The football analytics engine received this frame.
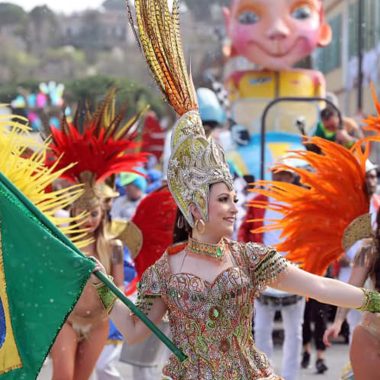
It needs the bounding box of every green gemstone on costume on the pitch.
[206,320,215,329]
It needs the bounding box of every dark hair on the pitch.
[172,208,191,243]
[372,210,380,291]
[320,106,338,120]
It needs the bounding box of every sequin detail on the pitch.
[137,240,288,379]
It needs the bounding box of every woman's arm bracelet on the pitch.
[356,288,380,313]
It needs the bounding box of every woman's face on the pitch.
[73,205,103,233]
[203,182,239,240]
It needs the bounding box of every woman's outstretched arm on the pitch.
[273,265,366,310]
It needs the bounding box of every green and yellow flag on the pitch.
[0,173,94,380]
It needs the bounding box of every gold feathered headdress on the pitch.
[0,113,87,247]
[127,0,233,226]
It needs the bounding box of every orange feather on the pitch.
[250,137,370,276]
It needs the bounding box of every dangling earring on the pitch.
[194,219,206,234]
[177,215,184,229]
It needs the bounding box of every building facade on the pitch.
[314,0,380,116]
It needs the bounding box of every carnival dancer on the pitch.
[323,210,380,380]
[90,1,380,379]
[322,92,380,380]
[46,91,147,380]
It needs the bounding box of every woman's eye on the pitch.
[291,5,312,20]
[234,198,239,204]
[91,211,99,218]
[238,11,260,25]
[218,197,228,202]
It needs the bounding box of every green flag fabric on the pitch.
[0,173,95,380]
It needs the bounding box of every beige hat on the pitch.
[365,160,378,173]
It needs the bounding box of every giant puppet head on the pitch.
[224,0,332,70]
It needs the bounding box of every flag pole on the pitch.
[0,172,187,363]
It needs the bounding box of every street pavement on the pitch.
[38,341,349,379]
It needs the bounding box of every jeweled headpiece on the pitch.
[47,90,147,210]
[127,0,233,226]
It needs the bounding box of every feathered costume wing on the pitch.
[250,137,370,276]
[0,113,86,246]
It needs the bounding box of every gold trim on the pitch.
[342,213,373,251]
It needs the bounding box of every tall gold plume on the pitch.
[127,0,198,115]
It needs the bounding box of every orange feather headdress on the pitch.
[250,138,371,276]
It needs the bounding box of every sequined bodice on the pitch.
[138,240,288,380]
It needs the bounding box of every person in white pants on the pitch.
[255,289,305,380]
[251,165,305,380]
[94,342,123,380]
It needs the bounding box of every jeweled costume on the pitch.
[140,241,287,379]
[127,1,288,378]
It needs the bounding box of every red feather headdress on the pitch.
[48,90,148,209]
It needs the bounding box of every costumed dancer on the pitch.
[119,88,227,375]
[322,90,380,380]
[46,91,147,380]
[89,1,380,379]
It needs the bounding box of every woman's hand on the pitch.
[89,256,107,286]
[323,322,342,347]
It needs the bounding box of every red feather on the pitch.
[48,93,148,183]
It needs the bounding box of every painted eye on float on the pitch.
[291,6,312,20]
[238,11,260,25]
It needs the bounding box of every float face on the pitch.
[225,0,330,70]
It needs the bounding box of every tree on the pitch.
[27,5,59,52]
[102,0,124,11]
[184,0,229,21]
[0,3,27,27]
[64,75,167,118]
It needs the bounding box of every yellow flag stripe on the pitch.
[0,228,22,375]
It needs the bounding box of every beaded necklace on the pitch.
[187,237,225,261]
